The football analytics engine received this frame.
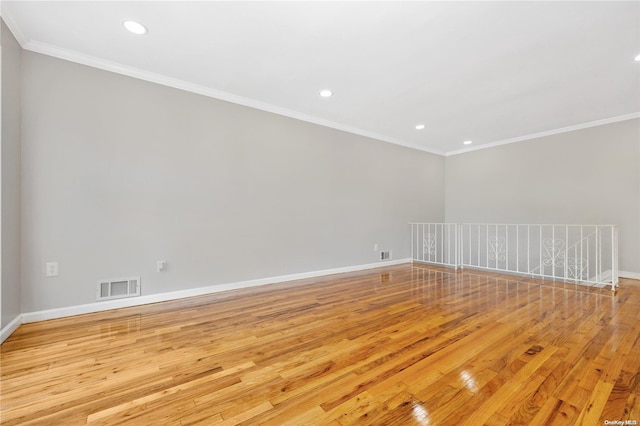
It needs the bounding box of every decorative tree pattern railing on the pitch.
[410,223,618,291]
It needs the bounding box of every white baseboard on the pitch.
[1,314,23,344]
[3,260,636,343]
[20,258,411,325]
[619,270,640,280]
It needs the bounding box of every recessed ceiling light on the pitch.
[463,140,473,145]
[319,89,333,98]
[635,54,640,62]
[123,20,148,35]
[415,124,425,130]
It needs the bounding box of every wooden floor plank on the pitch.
[2,264,639,425]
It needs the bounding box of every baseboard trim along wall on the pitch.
[0,314,23,344]
[3,261,639,345]
[620,270,640,280]
[16,258,411,327]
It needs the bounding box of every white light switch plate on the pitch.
[46,262,59,277]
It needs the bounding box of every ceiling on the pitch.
[2,1,639,156]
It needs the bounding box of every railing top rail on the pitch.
[460,223,617,227]
[409,222,457,225]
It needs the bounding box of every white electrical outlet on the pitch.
[157,260,167,272]
[46,262,59,277]
[374,243,379,251]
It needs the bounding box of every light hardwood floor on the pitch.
[1,264,639,425]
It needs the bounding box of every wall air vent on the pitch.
[381,251,391,260]
[97,277,140,301]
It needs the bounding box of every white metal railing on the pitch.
[410,223,619,291]
[460,224,618,290]
[410,223,458,267]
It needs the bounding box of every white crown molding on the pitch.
[0,6,28,47]
[0,314,23,345]
[20,258,411,325]
[19,39,445,157]
[445,112,640,156]
[4,10,635,159]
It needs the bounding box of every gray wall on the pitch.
[445,118,640,274]
[1,20,22,328]
[11,29,639,316]
[20,51,444,312]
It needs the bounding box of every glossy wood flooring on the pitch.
[2,264,640,425]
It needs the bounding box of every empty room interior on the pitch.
[1,1,640,425]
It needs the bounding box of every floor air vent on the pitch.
[97,277,140,301]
